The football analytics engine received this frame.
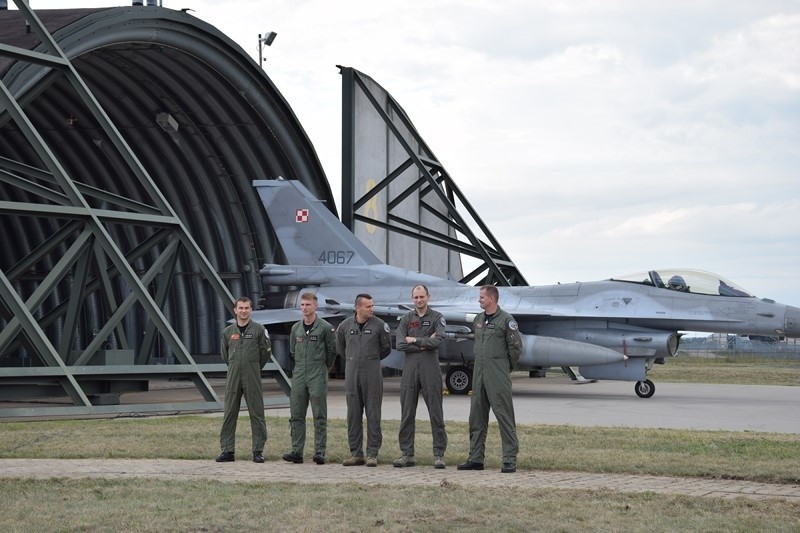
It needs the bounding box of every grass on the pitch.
[650,354,800,386]
[1,416,799,484]
[1,478,798,532]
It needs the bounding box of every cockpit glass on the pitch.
[610,269,754,297]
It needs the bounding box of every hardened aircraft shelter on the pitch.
[0,3,333,416]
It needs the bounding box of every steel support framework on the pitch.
[0,2,290,417]
[340,66,528,287]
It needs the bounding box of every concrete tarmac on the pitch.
[284,373,800,434]
[2,374,799,501]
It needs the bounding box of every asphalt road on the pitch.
[4,373,797,434]
[271,373,800,434]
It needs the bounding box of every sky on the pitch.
[20,1,800,307]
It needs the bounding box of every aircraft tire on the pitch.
[445,366,472,395]
[634,379,655,398]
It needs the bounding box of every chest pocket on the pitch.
[483,323,501,337]
[481,324,506,356]
[308,334,326,361]
[361,331,380,360]
[233,335,260,363]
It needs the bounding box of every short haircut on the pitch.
[480,285,499,301]
[234,296,252,307]
[411,284,429,296]
[355,293,373,307]
[300,291,318,302]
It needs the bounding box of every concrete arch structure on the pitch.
[1,6,333,362]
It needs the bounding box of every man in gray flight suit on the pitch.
[336,293,392,467]
[216,296,272,463]
[457,285,522,473]
[282,292,337,465]
[393,285,448,469]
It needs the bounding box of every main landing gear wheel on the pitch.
[445,366,472,395]
[635,379,655,398]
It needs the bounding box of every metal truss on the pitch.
[0,2,290,417]
[340,66,528,287]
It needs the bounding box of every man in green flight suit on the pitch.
[215,296,272,463]
[336,293,392,467]
[282,292,337,465]
[457,285,523,473]
[393,284,448,469]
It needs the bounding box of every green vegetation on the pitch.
[1,478,798,532]
[1,416,798,484]
[650,354,800,386]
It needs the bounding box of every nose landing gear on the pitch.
[635,379,655,398]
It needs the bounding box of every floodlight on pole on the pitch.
[258,31,277,66]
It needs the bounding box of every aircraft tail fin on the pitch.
[254,179,382,267]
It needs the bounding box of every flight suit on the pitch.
[467,307,522,466]
[336,315,392,458]
[395,309,448,458]
[288,318,337,456]
[219,320,272,454]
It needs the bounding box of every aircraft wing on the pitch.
[324,302,415,319]
[249,308,344,325]
[428,304,560,324]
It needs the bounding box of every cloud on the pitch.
[24,0,800,306]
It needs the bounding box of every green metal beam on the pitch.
[0,201,178,225]
[5,228,173,344]
[59,241,92,360]
[137,239,180,365]
[71,238,180,366]
[0,228,93,354]
[0,396,291,420]
[4,220,82,282]
[0,42,70,69]
[0,270,91,406]
[0,157,161,215]
[91,239,129,351]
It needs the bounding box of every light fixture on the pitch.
[156,112,179,133]
[262,31,277,46]
[258,31,277,66]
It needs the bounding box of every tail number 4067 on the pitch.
[318,251,355,264]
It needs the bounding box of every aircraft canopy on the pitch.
[611,269,754,297]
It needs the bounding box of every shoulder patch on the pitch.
[384,323,390,333]
[509,320,519,331]
[439,316,446,328]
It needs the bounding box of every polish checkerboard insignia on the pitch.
[295,209,309,223]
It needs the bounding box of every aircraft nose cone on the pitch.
[784,305,800,338]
